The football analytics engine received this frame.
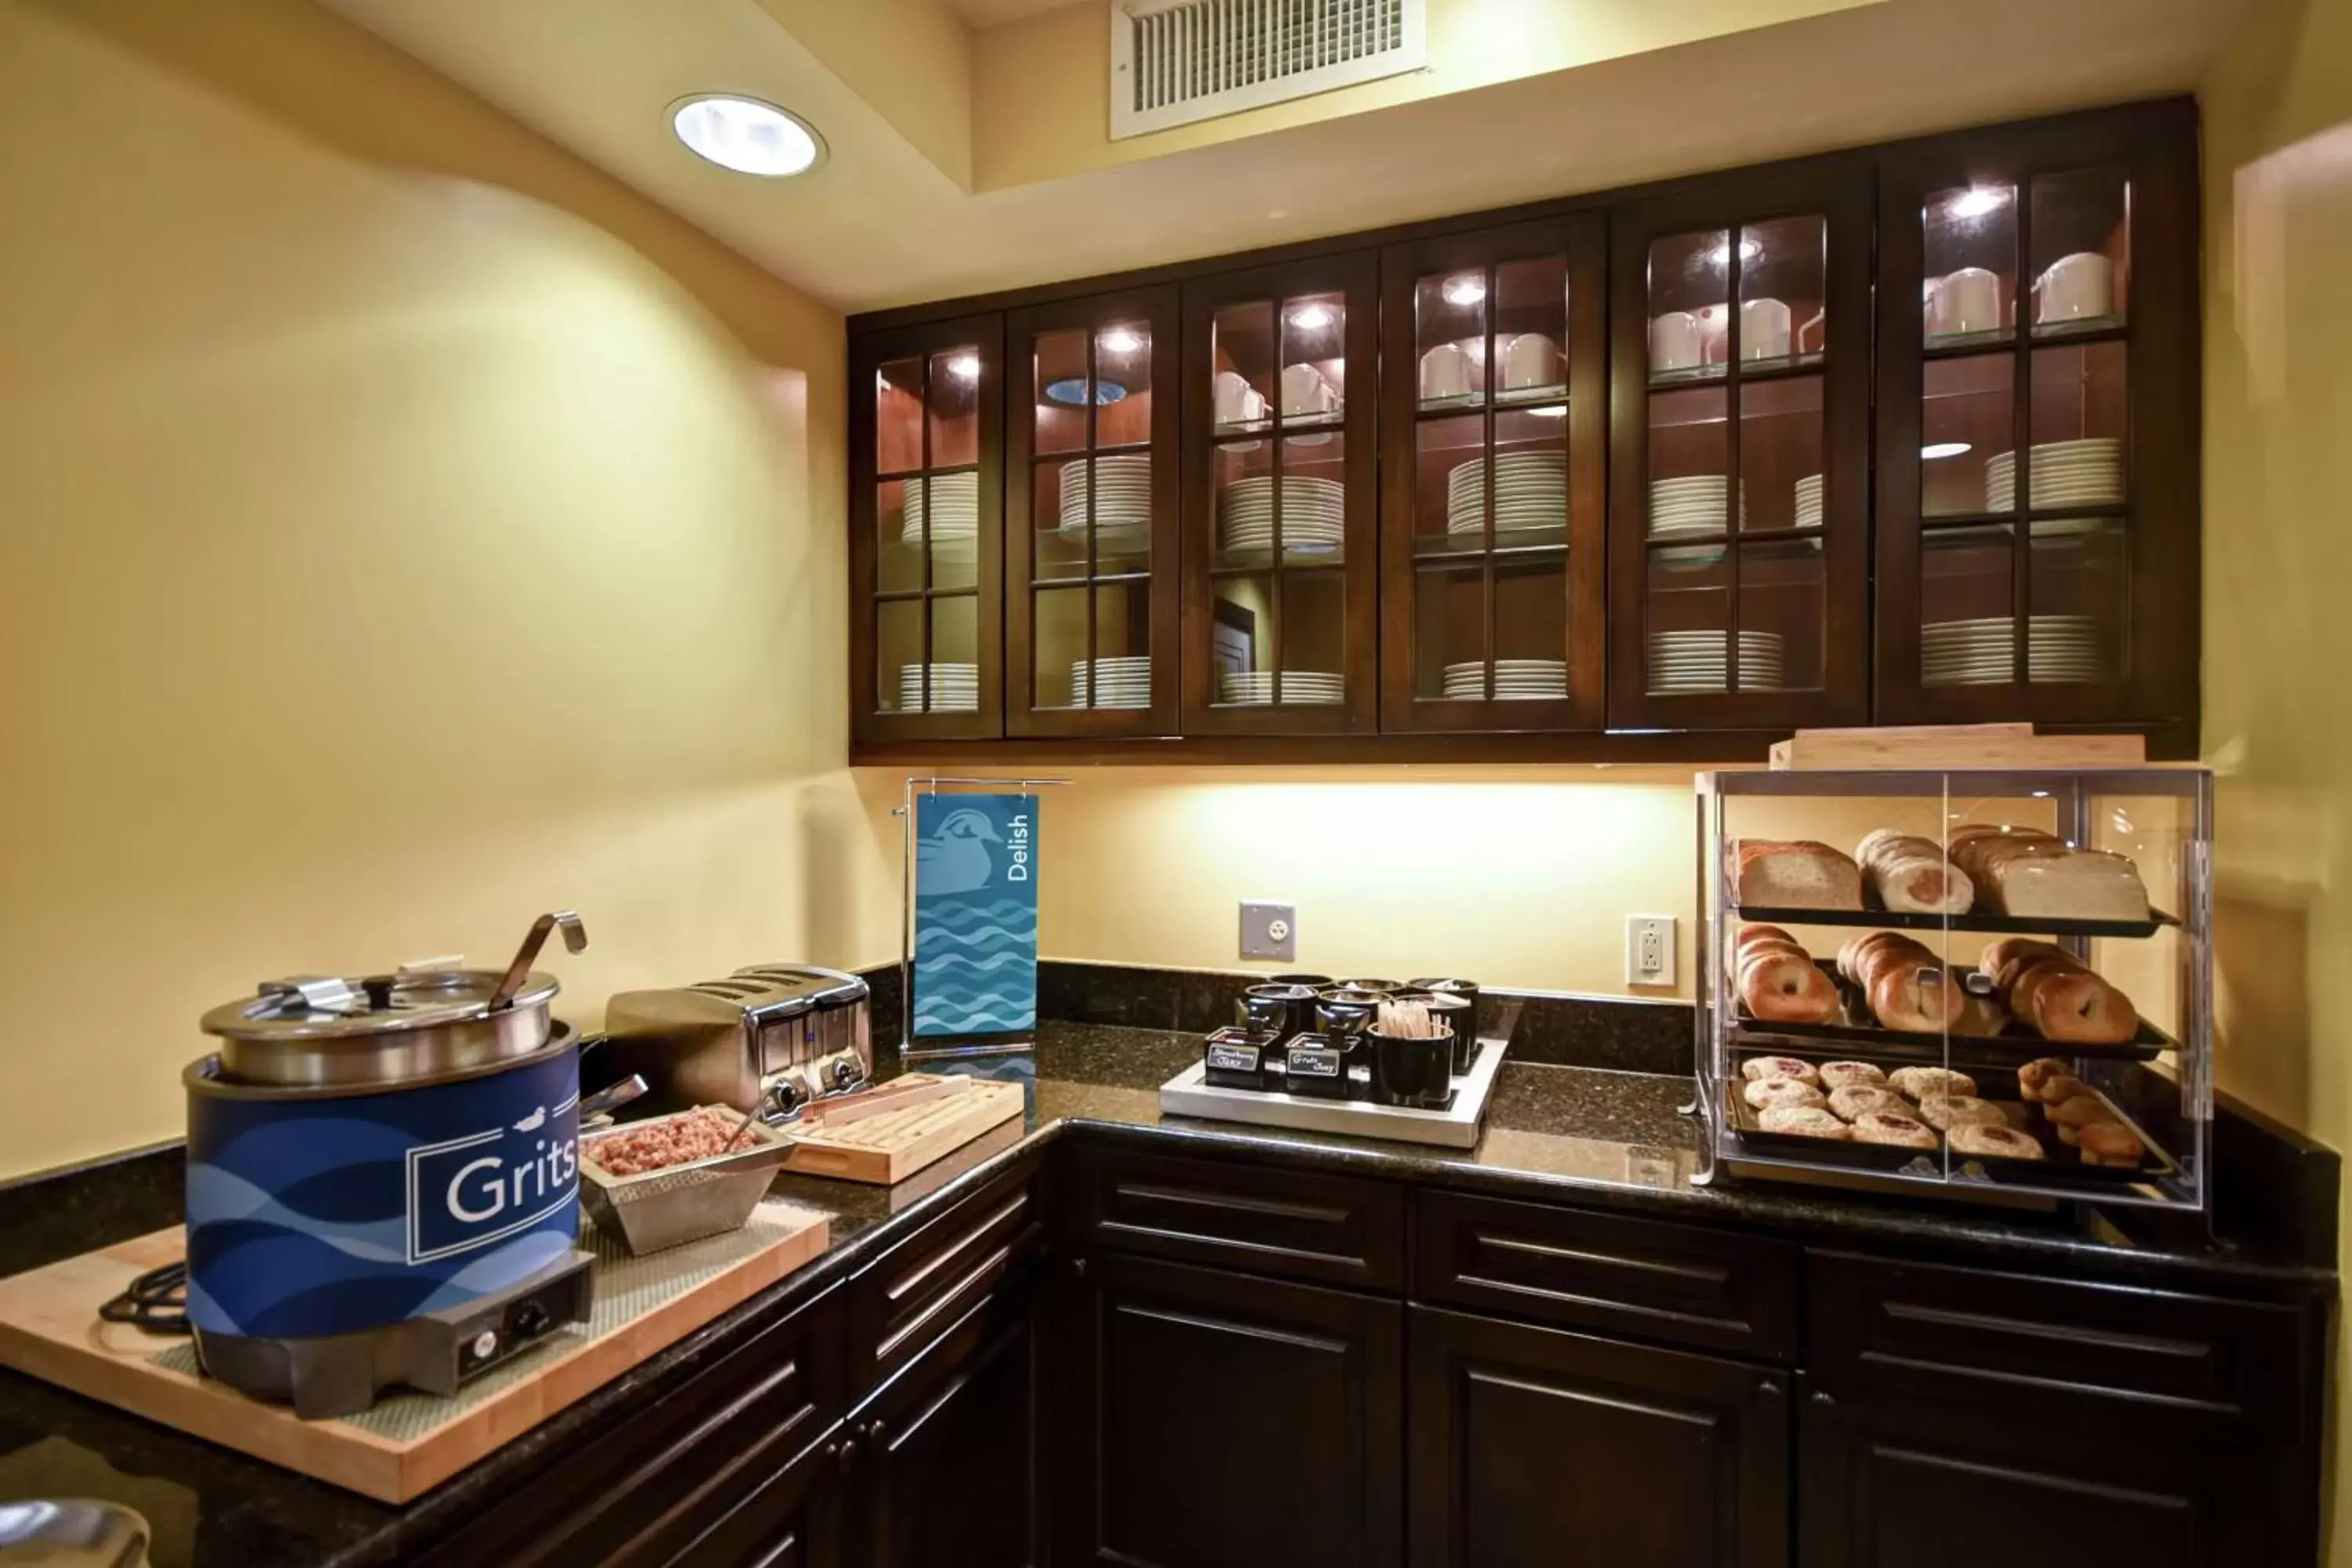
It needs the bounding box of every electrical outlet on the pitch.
[1240,901,1297,962]
[1626,914,1676,986]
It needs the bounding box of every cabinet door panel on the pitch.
[1069,1252,1403,1568]
[1606,155,1873,732]
[1409,1305,1787,1568]
[670,1421,844,1568]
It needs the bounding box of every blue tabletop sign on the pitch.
[913,792,1039,1037]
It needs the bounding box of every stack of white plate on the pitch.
[1986,438,2122,512]
[1446,452,1566,535]
[1218,670,1345,706]
[1071,655,1152,709]
[1793,474,1824,531]
[1440,659,1569,700]
[1922,615,2107,685]
[894,661,978,713]
[1220,475,1345,553]
[895,473,981,551]
[1058,454,1154,536]
[1650,475,1746,538]
[1647,630,1786,693]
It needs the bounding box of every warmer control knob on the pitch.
[471,1329,499,1361]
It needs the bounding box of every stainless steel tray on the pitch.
[1157,1036,1508,1150]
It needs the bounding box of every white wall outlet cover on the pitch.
[1625,914,1676,987]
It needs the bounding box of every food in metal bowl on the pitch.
[583,1105,748,1177]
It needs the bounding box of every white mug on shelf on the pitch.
[1926,266,2002,338]
[1280,361,1338,418]
[1214,369,1269,427]
[1419,341,1476,401]
[2033,252,2114,325]
[1500,332,1563,393]
[1649,311,1705,373]
[1740,297,1793,361]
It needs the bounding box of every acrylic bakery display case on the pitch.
[1691,767,2211,1210]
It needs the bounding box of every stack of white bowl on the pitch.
[1922,615,2105,685]
[1446,452,1566,536]
[896,473,981,557]
[1071,655,1152,709]
[1649,475,1745,538]
[895,661,978,713]
[1058,455,1153,547]
[1793,474,1824,530]
[1986,437,2122,512]
[1220,475,1345,553]
[1218,670,1344,706]
[1647,630,1786,693]
[1440,659,1568,700]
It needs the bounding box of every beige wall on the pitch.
[0,0,869,1179]
[2198,0,2352,1555]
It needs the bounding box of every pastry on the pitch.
[1738,946,1843,1024]
[1735,840,1864,910]
[1737,923,1802,956]
[1830,1084,1910,1120]
[1744,1076,1828,1111]
[1983,946,2140,1047]
[2076,1122,2147,1167]
[1981,938,2074,993]
[1955,989,2011,1038]
[1889,1065,1976,1100]
[1849,1109,1939,1149]
[1855,829,1975,915]
[1950,1123,2045,1160]
[2016,1057,2074,1101]
[1917,1093,2005,1131]
[1740,1055,1820,1086]
[1759,1105,1851,1139]
[1817,1061,1886,1091]
[1947,825,2151,920]
[1870,962,1966,1033]
[2044,1093,2120,1145]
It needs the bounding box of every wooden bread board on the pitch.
[780,1075,1025,1185]
[0,1202,828,1504]
[1769,724,2147,771]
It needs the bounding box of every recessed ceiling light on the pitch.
[1441,275,1486,306]
[670,95,825,177]
[946,354,982,381]
[1289,303,1336,331]
[1099,327,1145,354]
[1921,441,1973,459]
[1947,186,2009,219]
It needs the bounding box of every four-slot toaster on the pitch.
[591,964,872,1122]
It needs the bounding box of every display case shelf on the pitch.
[1732,903,2178,938]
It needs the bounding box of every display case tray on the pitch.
[1731,961,2175,1064]
[1724,1060,2176,1189]
[1159,1036,1507,1150]
[1735,904,2180,939]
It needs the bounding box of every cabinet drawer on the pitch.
[419,1283,848,1568]
[1415,1189,1799,1361]
[1067,1143,1406,1291]
[1805,1250,2312,1438]
[846,1153,1048,1392]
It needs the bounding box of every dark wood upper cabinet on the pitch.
[1606,154,1875,732]
[1378,216,1609,733]
[851,314,1006,746]
[1180,253,1381,735]
[1005,289,1182,739]
[1871,100,2200,741]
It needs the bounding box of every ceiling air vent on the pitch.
[1112,0,1426,140]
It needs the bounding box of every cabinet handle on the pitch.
[866,1417,887,1443]
[1811,1389,1835,1408]
[837,1435,861,1473]
[1757,1378,1784,1400]
[1070,1257,1087,1279]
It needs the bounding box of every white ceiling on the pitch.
[327,0,2249,315]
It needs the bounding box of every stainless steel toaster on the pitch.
[594,964,871,1120]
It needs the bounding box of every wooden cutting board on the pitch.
[0,1200,828,1504]
[1769,724,2148,770]
[779,1076,1025,1185]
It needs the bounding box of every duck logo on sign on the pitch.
[405,1092,581,1263]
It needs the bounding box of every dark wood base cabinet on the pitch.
[1408,1306,1790,1568]
[1063,1250,1404,1568]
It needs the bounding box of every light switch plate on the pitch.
[1240,901,1297,962]
[1626,914,1676,986]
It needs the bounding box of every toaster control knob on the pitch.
[514,1302,550,1338]
[763,1082,803,1120]
[471,1329,499,1362]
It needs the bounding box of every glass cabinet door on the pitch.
[1006,290,1181,738]
[1378,216,1607,732]
[1875,103,2198,740]
[1180,255,1377,735]
[1606,159,1872,731]
[851,314,1004,746]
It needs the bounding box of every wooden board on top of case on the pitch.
[1768,724,2148,770]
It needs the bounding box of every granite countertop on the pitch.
[0,1022,2330,1568]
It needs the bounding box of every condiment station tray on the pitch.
[1159,1032,1509,1149]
